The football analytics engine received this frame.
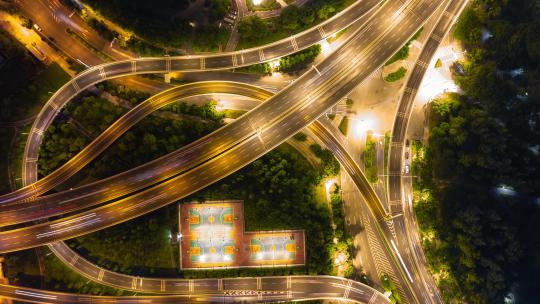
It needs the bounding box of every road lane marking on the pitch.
[71,80,80,91]
[70,254,78,266]
[131,61,137,73]
[258,49,265,61]
[161,280,165,292]
[98,67,106,79]
[290,36,299,51]
[317,26,326,38]
[200,58,205,70]
[343,280,353,299]
[98,269,104,281]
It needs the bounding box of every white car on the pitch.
[33,24,43,32]
[404,164,410,174]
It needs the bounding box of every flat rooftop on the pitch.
[179,200,305,269]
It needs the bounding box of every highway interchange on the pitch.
[0,0,468,302]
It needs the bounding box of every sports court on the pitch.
[179,201,305,269]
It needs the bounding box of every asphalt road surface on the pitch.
[0,0,465,303]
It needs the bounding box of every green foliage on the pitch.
[362,137,378,183]
[69,205,178,275]
[161,100,225,122]
[238,0,352,48]
[191,144,336,275]
[309,144,340,179]
[293,132,308,141]
[124,36,169,57]
[236,62,272,74]
[280,5,302,30]
[192,25,229,52]
[82,0,226,50]
[38,96,222,181]
[238,16,270,44]
[384,67,407,82]
[454,7,482,46]
[381,274,402,303]
[96,81,151,105]
[87,18,119,41]
[205,0,231,22]
[338,116,349,135]
[278,44,321,73]
[415,28,540,298]
[330,187,346,241]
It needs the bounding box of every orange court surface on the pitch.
[179,200,305,269]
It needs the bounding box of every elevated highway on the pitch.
[0,0,467,303]
[0,275,389,304]
[0,0,382,205]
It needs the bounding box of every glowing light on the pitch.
[252,0,263,5]
[334,253,346,265]
[353,119,373,138]
[216,100,227,111]
[325,180,335,193]
[269,59,280,70]
[321,40,333,56]
[417,46,463,102]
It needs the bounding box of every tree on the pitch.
[317,4,335,20]
[238,16,269,42]
[301,7,315,25]
[281,5,301,30]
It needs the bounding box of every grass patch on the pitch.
[338,116,349,135]
[293,132,308,141]
[384,131,390,188]
[384,67,407,83]
[362,134,378,183]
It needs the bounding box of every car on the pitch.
[404,164,410,174]
[405,151,409,159]
[405,139,410,147]
[33,24,43,32]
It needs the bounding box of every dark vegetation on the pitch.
[38,95,222,181]
[414,1,540,302]
[362,135,378,183]
[278,44,321,73]
[82,0,230,52]
[0,28,70,122]
[238,0,353,48]
[384,67,407,82]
